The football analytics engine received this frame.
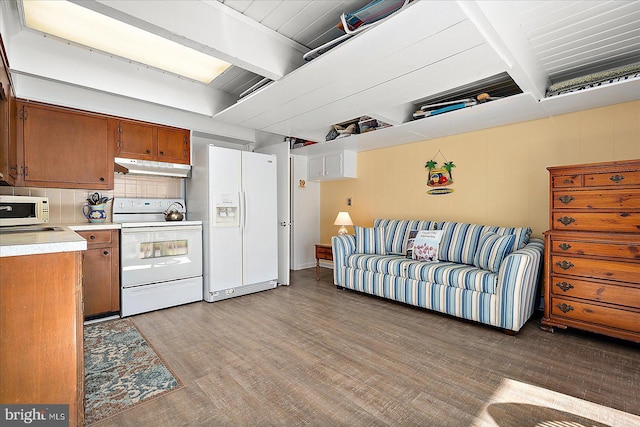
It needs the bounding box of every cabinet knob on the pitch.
[103,250,109,256]
[146,149,151,154]
[90,235,96,240]
[159,151,164,155]
[99,177,105,182]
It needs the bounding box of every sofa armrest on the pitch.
[331,234,356,286]
[496,238,544,331]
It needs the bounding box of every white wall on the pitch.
[291,155,320,270]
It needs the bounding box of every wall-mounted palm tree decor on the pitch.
[425,150,455,195]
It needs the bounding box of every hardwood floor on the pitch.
[94,268,640,426]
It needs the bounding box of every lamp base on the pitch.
[337,226,348,235]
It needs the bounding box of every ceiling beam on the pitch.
[81,0,310,81]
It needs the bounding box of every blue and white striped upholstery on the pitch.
[345,254,498,294]
[332,223,544,333]
[373,219,437,255]
[496,238,544,331]
[354,226,386,254]
[473,232,516,273]
[438,222,485,265]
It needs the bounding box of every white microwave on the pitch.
[0,195,50,226]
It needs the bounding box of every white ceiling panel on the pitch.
[513,0,640,81]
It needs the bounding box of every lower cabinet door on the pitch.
[83,246,117,317]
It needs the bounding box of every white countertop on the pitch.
[0,222,122,257]
[0,225,87,257]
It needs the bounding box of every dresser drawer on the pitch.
[551,238,640,261]
[585,170,640,187]
[551,297,640,333]
[552,212,640,233]
[552,174,582,188]
[551,255,640,284]
[552,189,640,210]
[550,276,640,308]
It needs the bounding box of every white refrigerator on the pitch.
[187,145,278,302]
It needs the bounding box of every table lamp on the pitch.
[334,211,353,235]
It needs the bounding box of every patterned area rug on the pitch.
[84,318,183,425]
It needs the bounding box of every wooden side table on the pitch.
[315,243,333,280]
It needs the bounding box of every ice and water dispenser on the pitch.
[214,193,239,226]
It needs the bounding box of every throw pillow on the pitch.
[374,219,437,254]
[473,232,517,273]
[354,226,386,255]
[404,229,418,258]
[411,230,444,262]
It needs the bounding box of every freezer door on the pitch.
[242,151,278,286]
[208,146,242,292]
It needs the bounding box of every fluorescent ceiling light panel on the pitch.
[22,0,231,83]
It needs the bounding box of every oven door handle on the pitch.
[121,225,202,234]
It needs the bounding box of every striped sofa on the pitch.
[332,219,544,333]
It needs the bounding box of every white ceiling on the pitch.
[1,0,638,146]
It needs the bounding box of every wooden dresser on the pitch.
[542,159,640,342]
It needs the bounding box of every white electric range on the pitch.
[113,198,203,317]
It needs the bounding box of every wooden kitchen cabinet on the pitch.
[0,35,17,185]
[77,229,120,318]
[542,160,640,342]
[115,119,190,164]
[0,251,84,426]
[16,100,114,189]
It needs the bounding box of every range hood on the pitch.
[114,157,191,178]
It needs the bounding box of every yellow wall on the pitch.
[320,100,640,241]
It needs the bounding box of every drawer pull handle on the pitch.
[557,216,575,226]
[609,174,625,183]
[556,303,574,314]
[558,243,572,251]
[556,282,574,292]
[556,260,574,270]
[103,251,109,256]
[558,195,575,205]
[90,235,96,240]
[563,179,573,184]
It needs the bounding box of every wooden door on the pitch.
[20,103,112,189]
[83,247,115,317]
[117,120,156,160]
[157,127,190,164]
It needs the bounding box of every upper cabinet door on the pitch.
[116,120,156,160]
[0,37,17,185]
[157,127,190,164]
[19,102,113,189]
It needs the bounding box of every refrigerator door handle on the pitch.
[243,191,247,229]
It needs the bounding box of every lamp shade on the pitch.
[334,212,353,235]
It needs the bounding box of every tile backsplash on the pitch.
[0,174,183,224]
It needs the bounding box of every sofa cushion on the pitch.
[345,254,498,294]
[438,222,485,265]
[480,226,532,252]
[473,232,516,273]
[374,219,437,255]
[354,226,386,254]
